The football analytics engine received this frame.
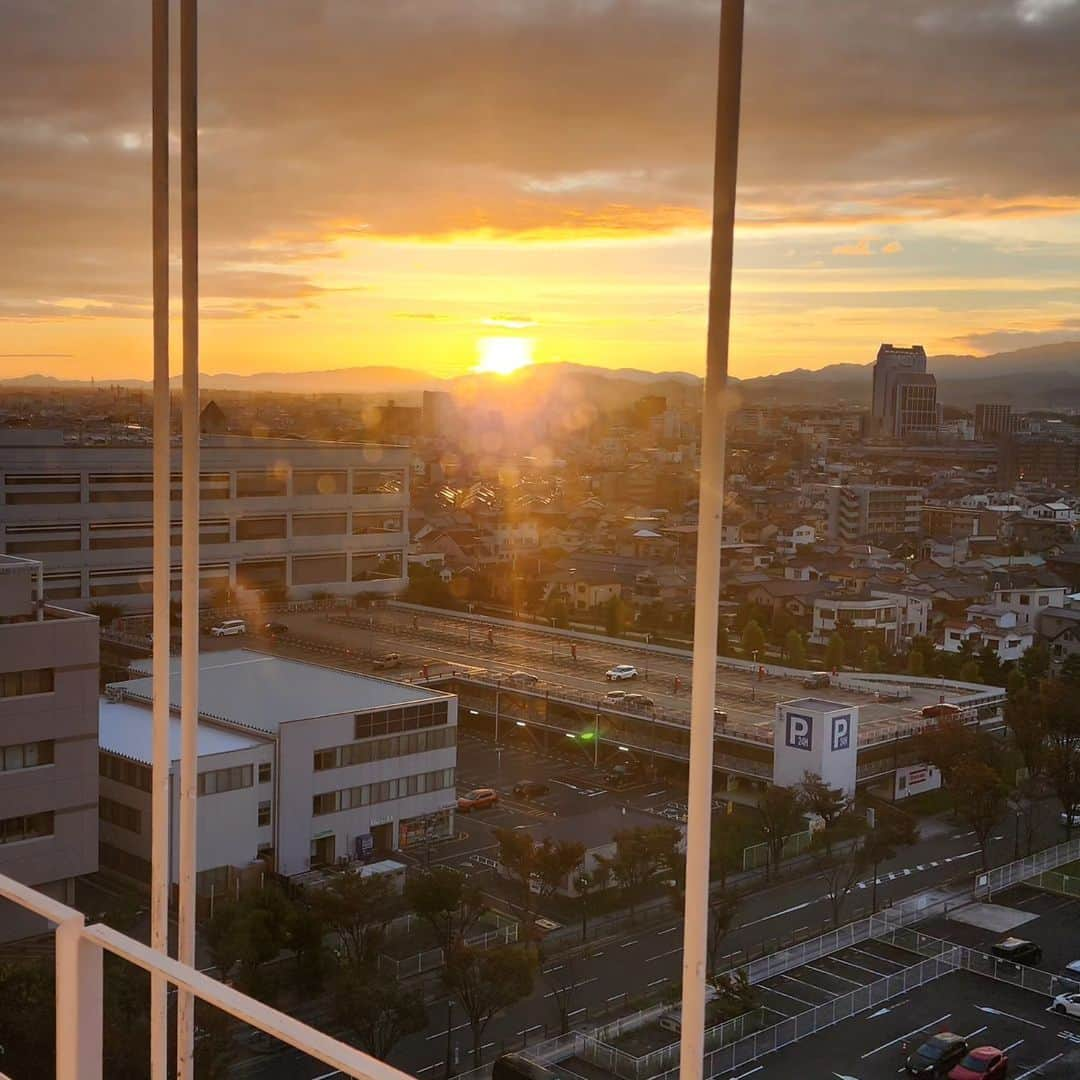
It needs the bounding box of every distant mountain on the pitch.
[3,341,1078,410]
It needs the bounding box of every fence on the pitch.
[879,926,1080,1000]
[1031,868,1080,898]
[976,835,1080,896]
[376,921,519,979]
[741,829,813,871]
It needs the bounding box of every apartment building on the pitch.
[99,650,457,890]
[826,484,922,542]
[809,589,926,648]
[992,581,1069,627]
[870,343,939,439]
[0,555,98,939]
[0,432,410,609]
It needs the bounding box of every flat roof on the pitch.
[781,697,852,713]
[113,649,448,735]
[99,698,265,766]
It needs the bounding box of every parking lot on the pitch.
[722,969,1080,1079]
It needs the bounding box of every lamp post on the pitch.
[444,998,455,1080]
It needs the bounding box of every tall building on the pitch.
[421,390,456,437]
[974,403,1013,440]
[871,343,938,438]
[826,484,923,542]
[0,555,98,939]
[0,432,410,609]
[999,434,1080,489]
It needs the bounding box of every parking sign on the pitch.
[785,712,813,751]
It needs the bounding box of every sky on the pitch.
[3,0,1080,383]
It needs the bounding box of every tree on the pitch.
[863,816,920,913]
[1043,678,1080,839]
[958,660,981,684]
[1019,642,1051,682]
[310,868,402,970]
[1005,685,1049,782]
[785,629,807,669]
[404,866,487,951]
[1061,654,1080,685]
[192,1000,237,1080]
[333,968,427,1059]
[710,817,755,889]
[494,830,585,928]
[813,836,868,928]
[573,866,609,942]
[824,633,845,671]
[756,784,804,879]
[797,772,848,851]
[952,757,1008,873]
[706,890,740,975]
[540,948,595,1034]
[0,961,54,1076]
[443,946,537,1067]
[915,716,979,791]
[603,596,630,637]
[862,645,883,673]
[741,619,766,660]
[204,887,292,999]
[543,597,570,629]
[906,648,925,676]
[88,601,125,627]
[597,825,681,919]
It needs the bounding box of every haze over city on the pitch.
[5,0,1080,383]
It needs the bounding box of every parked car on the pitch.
[1052,991,1080,1018]
[512,780,550,799]
[921,701,962,720]
[1059,811,1080,828]
[602,689,629,704]
[990,937,1042,965]
[457,788,498,812]
[507,671,540,686]
[948,1046,1008,1080]
[624,693,655,709]
[373,653,401,670]
[209,619,246,637]
[905,1033,969,1077]
[605,664,639,681]
[802,671,830,689]
[262,621,288,636]
[1064,959,1080,979]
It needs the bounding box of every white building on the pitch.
[776,524,816,557]
[811,594,911,648]
[772,699,859,799]
[0,433,410,608]
[98,651,457,892]
[939,605,1033,663]
[992,583,1069,627]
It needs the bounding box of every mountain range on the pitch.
[3,342,1079,411]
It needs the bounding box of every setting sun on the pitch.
[473,336,535,376]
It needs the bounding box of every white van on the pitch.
[210,619,247,637]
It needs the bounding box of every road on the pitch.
[234,743,1066,1080]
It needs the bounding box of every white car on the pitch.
[605,664,639,681]
[210,619,247,637]
[602,689,629,704]
[1060,811,1080,828]
[1052,991,1080,1018]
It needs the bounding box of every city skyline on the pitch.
[5,1,1080,382]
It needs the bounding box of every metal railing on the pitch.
[976,835,1080,896]
[0,872,413,1080]
[376,922,519,979]
[1030,868,1080,897]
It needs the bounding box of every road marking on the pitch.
[417,1064,443,1074]
[543,976,598,998]
[850,946,903,971]
[310,1072,342,1080]
[977,1005,1045,1028]
[742,898,817,928]
[866,1001,907,1019]
[568,1007,587,1018]
[861,1012,951,1058]
[828,954,894,979]
[647,946,683,963]
[1001,1038,1025,1053]
[1015,1054,1062,1079]
[622,939,639,948]
[427,1021,471,1040]
[760,985,815,1008]
[543,965,564,974]
[607,993,626,1002]
[777,972,831,996]
[658,925,679,935]
[648,977,668,987]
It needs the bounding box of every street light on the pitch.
[444,999,455,1080]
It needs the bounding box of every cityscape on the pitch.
[3,3,1080,1080]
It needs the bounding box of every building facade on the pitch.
[0,433,410,609]
[0,555,99,939]
[974,403,1012,441]
[826,484,923,542]
[99,651,457,889]
[870,343,938,439]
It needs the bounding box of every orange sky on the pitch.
[3,1,1080,382]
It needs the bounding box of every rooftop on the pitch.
[99,697,267,765]
[112,649,449,735]
[781,697,852,713]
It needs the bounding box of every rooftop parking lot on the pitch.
[719,969,1080,1079]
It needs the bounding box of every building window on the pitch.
[352,512,404,535]
[99,797,141,834]
[312,767,455,816]
[294,469,347,496]
[236,516,287,541]
[257,801,272,827]
[354,701,449,740]
[315,726,456,771]
[236,470,287,498]
[352,470,404,495]
[258,762,272,784]
[351,550,403,582]
[99,752,152,792]
[292,512,348,537]
[0,668,55,699]
[1,740,54,772]
[198,764,253,796]
[0,811,54,845]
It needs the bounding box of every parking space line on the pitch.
[760,984,815,1008]
[861,1013,951,1058]
[776,973,835,998]
[963,1026,988,1041]
[1001,1038,1025,1053]
[829,953,895,979]
[1015,1054,1062,1078]
[805,963,865,987]
[850,946,905,971]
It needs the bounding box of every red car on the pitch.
[948,1046,1008,1080]
[457,788,498,813]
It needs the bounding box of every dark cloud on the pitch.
[2,0,1080,312]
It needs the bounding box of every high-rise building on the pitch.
[974,403,1012,440]
[0,433,410,609]
[0,555,98,939]
[871,343,938,438]
[826,484,923,542]
[421,390,456,437]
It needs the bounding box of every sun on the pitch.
[474,336,535,376]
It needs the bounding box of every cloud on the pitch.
[832,237,875,256]
[955,318,1080,353]
[881,240,904,254]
